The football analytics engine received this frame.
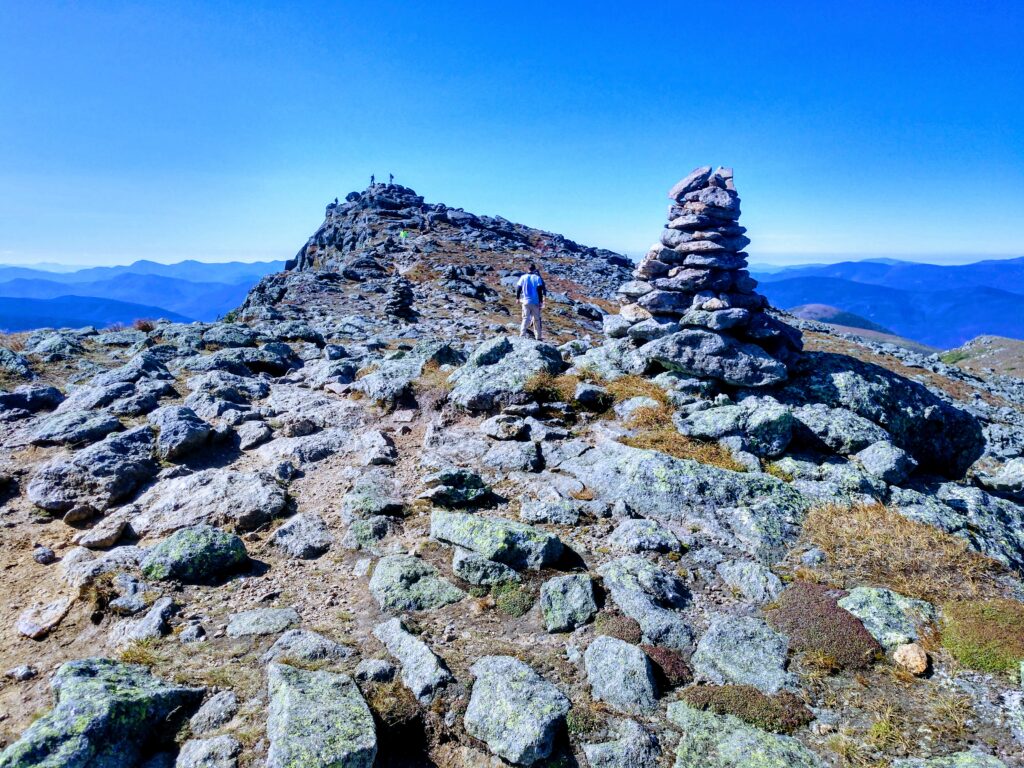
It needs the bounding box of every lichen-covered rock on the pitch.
[448,336,565,411]
[464,656,570,766]
[226,607,299,638]
[31,410,122,447]
[140,524,249,583]
[270,513,333,559]
[836,587,935,650]
[609,518,681,553]
[373,617,453,703]
[691,614,794,694]
[147,405,211,460]
[131,469,287,536]
[540,574,597,632]
[354,341,463,407]
[791,404,891,455]
[341,469,404,519]
[854,440,918,484]
[27,426,157,519]
[678,398,794,458]
[629,329,788,387]
[266,663,377,768]
[430,510,563,570]
[598,556,692,651]
[369,555,464,612]
[891,754,1008,768]
[175,735,241,768]
[0,658,203,768]
[667,701,826,768]
[452,547,521,586]
[716,560,783,604]
[783,352,985,478]
[261,629,353,665]
[0,347,34,379]
[583,720,660,768]
[189,691,238,734]
[563,441,808,563]
[584,636,658,714]
[419,468,490,508]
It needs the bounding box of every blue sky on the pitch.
[1,1,1022,266]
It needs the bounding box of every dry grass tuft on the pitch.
[593,611,642,644]
[413,359,453,395]
[941,598,1024,678]
[524,372,580,403]
[605,375,669,406]
[0,331,28,352]
[355,364,380,380]
[865,703,912,752]
[118,639,161,666]
[620,427,746,472]
[762,461,794,482]
[623,404,673,430]
[801,502,1005,603]
[132,318,156,332]
[402,262,439,283]
[364,680,420,729]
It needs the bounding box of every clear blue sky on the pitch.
[1,1,1022,266]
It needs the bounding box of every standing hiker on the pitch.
[515,263,546,340]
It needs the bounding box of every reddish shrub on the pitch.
[765,581,882,670]
[594,611,642,644]
[641,644,692,689]
[681,684,814,734]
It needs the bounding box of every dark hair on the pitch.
[528,263,538,272]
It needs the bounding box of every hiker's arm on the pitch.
[538,282,545,305]
[516,284,522,301]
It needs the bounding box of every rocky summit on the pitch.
[1,172,1024,768]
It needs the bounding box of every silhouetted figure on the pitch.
[334,197,338,204]
[389,173,394,184]
[370,174,375,185]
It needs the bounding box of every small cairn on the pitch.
[384,276,416,321]
[610,166,802,386]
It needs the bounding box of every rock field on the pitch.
[1,170,1023,767]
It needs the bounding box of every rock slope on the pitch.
[1,173,1023,768]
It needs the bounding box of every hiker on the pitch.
[370,174,375,185]
[515,263,545,340]
[389,173,394,184]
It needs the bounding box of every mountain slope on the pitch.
[759,277,1024,348]
[755,256,1024,294]
[0,275,253,321]
[0,259,286,285]
[788,303,894,333]
[0,295,191,332]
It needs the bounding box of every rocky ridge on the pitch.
[0,173,1023,768]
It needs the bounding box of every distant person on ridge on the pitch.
[389,173,394,184]
[370,174,375,185]
[515,263,545,341]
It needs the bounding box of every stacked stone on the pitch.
[613,166,802,377]
[383,276,415,321]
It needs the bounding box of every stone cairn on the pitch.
[610,166,802,386]
[383,276,416,321]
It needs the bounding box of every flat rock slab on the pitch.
[373,617,453,703]
[448,336,565,411]
[0,658,203,768]
[584,635,658,714]
[540,574,597,632]
[262,629,353,664]
[430,510,563,570]
[16,597,73,640]
[837,587,935,650]
[667,701,825,768]
[131,469,287,536]
[691,614,793,694]
[270,513,333,559]
[226,608,299,638]
[464,656,570,766]
[369,555,464,612]
[266,663,377,768]
[563,441,808,563]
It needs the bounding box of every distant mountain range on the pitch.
[0,259,285,331]
[751,257,1024,348]
[0,296,192,332]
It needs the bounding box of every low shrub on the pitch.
[605,375,669,406]
[593,611,642,644]
[620,428,746,472]
[942,598,1024,678]
[801,502,1004,603]
[132,318,156,332]
[565,699,604,736]
[524,372,579,404]
[680,684,814,735]
[492,582,535,617]
[765,581,882,670]
[640,644,692,688]
[364,681,420,729]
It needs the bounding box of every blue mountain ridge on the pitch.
[0,296,193,333]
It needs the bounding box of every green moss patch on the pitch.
[680,684,814,735]
[493,582,535,617]
[765,581,882,670]
[942,598,1024,678]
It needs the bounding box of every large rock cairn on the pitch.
[610,166,802,387]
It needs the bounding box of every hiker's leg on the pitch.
[532,305,543,341]
[519,304,530,337]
